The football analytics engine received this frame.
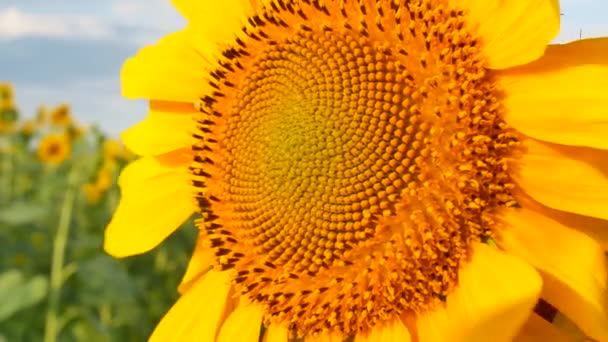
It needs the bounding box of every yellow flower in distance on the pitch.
[82,183,103,204]
[65,123,85,141]
[36,105,49,125]
[105,0,608,341]
[0,120,15,133]
[50,104,72,127]
[0,82,13,103]
[21,119,36,137]
[103,139,123,161]
[37,133,71,165]
[95,167,114,191]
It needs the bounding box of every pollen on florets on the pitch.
[189,0,520,337]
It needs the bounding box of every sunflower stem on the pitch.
[44,167,78,342]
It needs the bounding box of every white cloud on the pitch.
[109,0,185,44]
[110,0,183,28]
[0,7,112,40]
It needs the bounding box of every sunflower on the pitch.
[50,104,73,127]
[36,105,49,126]
[0,82,13,104]
[65,123,86,141]
[94,166,115,192]
[104,0,608,341]
[102,139,123,161]
[37,133,71,165]
[0,120,16,133]
[82,183,103,204]
[21,119,36,138]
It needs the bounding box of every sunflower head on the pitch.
[21,119,36,138]
[36,105,49,125]
[50,104,73,127]
[94,167,114,191]
[37,133,71,165]
[102,139,123,161]
[82,183,103,204]
[0,82,13,103]
[65,123,86,141]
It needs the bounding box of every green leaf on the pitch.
[0,270,24,296]
[0,202,48,225]
[0,270,48,321]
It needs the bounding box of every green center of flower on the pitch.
[191,0,520,337]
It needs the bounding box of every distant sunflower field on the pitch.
[0,82,197,341]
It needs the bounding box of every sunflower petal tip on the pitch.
[102,231,132,259]
[102,219,144,258]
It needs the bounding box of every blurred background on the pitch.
[0,0,607,341]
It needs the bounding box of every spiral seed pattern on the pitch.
[190,0,520,337]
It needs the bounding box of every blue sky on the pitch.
[1,0,607,135]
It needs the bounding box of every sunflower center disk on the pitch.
[191,0,519,336]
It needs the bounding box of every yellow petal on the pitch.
[415,308,450,342]
[121,27,211,102]
[499,38,608,149]
[501,208,608,341]
[171,0,253,44]
[178,233,214,294]
[150,270,232,342]
[122,101,197,156]
[450,0,560,69]
[539,203,608,252]
[263,324,289,342]
[514,314,570,342]
[117,149,192,188]
[354,318,412,342]
[103,153,196,257]
[217,303,264,342]
[416,243,542,342]
[516,139,608,221]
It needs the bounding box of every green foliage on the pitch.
[0,202,49,225]
[0,93,196,341]
[0,270,47,321]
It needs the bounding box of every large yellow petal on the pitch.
[514,314,570,342]
[263,324,289,342]
[450,0,560,69]
[103,153,196,257]
[121,27,212,102]
[539,204,608,252]
[178,233,214,294]
[150,270,232,342]
[116,149,192,187]
[416,243,542,342]
[501,208,608,341]
[516,139,608,221]
[171,0,253,45]
[122,101,197,156]
[217,303,264,342]
[499,38,608,149]
[354,318,412,342]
